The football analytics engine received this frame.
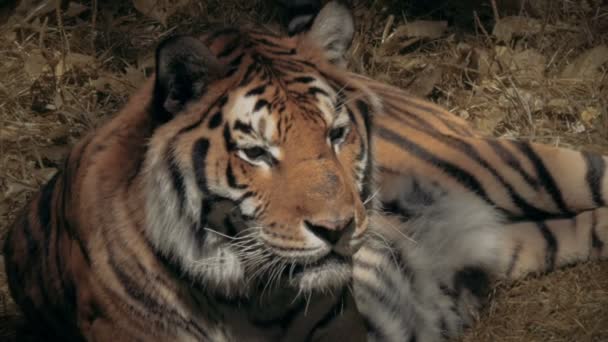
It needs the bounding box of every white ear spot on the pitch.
[307,1,354,67]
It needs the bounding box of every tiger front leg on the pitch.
[499,207,608,280]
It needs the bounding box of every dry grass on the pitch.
[1,0,607,340]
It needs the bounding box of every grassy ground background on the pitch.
[0,0,607,340]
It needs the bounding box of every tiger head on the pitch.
[143,2,378,297]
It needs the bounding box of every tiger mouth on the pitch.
[288,252,352,276]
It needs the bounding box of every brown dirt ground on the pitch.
[1,0,607,341]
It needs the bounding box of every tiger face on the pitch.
[143,3,376,296]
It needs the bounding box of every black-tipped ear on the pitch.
[279,0,322,36]
[153,35,223,123]
[306,1,354,66]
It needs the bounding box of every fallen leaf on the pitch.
[30,72,57,113]
[123,65,146,88]
[396,20,447,39]
[474,106,507,134]
[561,45,608,79]
[379,37,421,56]
[475,48,496,78]
[580,107,600,124]
[380,20,447,56]
[493,16,542,42]
[39,145,70,166]
[24,49,50,80]
[4,182,31,198]
[64,2,88,18]
[93,66,145,94]
[32,167,58,183]
[546,98,573,114]
[511,49,546,82]
[571,121,586,133]
[405,66,442,97]
[55,52,96,77]
[15,0,55,23]
[499,87,545,113]
[132,0,191,26]
[458,110,470,120]
[493,47,546,84]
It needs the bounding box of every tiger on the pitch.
[3,1,608,341]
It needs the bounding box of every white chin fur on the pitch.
[290,260,352,294]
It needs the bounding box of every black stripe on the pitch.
[39,173,59,303]
[253,99,269,112]
[39,173,59,237]
[233,120,253,134]
[362,315,389,342]
[355,278,402,314]
[355,100,372,138]
[453,267,490,298]
[536,222,558,271]
[375,125,493,206]
[252,38,282,48]
[54,174,76,312]
[239,63,259,86]
[583,151,606,206]
[226,162,246,189]
[198,199,213,232]
[308,86,330,98]
[388,242,415,282]
[506,242,522,278]
[290,76,316,84]
[307,288,348,340]
[515,142,572,215]
[251,297,307,328]
[225,53,244,78]
[217,36,241,58]
[168,149,187,215]
[224,216,238,237]
[205,28,239,45]
[355,257,404,295]
[382,200,414,220]
[223,124,236,151]
[245,84,266,97]
[228,52,244,67]
[234,191,254,206]
[487,139,539,190]
[105,240,208,338]
[266,48,297,56]
[439,316,450,339]
[591,210,604,253]
[383,108,553,219]
[442,135,555,220]
[380,90,474,136]
[192,138,210,192]
[208,111,223,129]
[354,100,374,201]
[176,92,231,135]
[382,101,438,133]
[61,154,92,265]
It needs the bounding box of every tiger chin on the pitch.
[5,1,608,341]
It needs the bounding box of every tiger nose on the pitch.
[304,217,355,245]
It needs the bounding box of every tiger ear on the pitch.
[305,1,354,66]
[153,35,224,123]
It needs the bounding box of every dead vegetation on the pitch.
[0,0,607,340]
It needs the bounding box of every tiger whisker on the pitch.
[363,188,381,205]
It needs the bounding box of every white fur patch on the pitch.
[354,191,507,341]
